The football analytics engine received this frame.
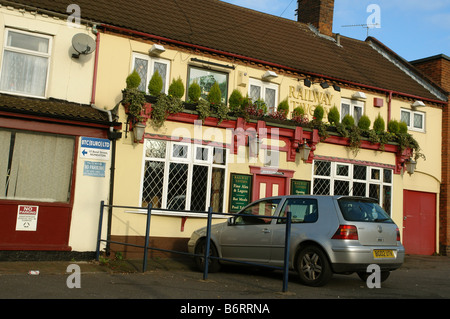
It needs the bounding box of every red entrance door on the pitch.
[403,190,436,255]
[254,175,286,200]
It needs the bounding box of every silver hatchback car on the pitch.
[188,195,405,286]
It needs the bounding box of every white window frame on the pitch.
[248,78,279,113]
[340,98,364,123]
[139,139,228,217]
[401,108,425,132]
[312,160,393,215]
[0,28,52,98]
[131,52,171,94]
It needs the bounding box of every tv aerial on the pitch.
[71,33,96,58]
[341,24,380,37]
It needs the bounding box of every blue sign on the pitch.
[80,137,111,160]
[83,161,106,177]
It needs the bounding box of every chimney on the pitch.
[297,0,335,37]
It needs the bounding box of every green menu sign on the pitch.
[229,174,252,212]
[290,180,310,195]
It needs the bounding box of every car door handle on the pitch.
[262,228,271,233]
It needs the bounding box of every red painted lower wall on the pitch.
[0,202,72,250]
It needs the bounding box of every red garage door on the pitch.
[403,190,436,255]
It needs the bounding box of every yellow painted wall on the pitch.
[94,33,442,252]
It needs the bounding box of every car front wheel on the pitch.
[296,246,332,287]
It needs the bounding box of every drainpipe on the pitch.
[89,25,116,256]
[388,91,392,122]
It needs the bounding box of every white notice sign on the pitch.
[16,205,39,231]
[80,137,111,160]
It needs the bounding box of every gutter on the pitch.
[100,23,447,106]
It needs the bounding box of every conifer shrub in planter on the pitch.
[387,119,400,134]
[207,82,222,106]
[122,71,146,119]
[168,77,185,99]
[148,70,163,96]
[357,115,371,130]
[342,114,355,128]
[399,121,408,134]
[327,106,340,125]
[188,81,201,103]
[313,105,324,122]
[373,113,385,134]
[229,89,244,114]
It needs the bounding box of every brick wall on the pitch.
[297,0,334,37]
[412,55,450,255]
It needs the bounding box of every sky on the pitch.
[221,0,450,62]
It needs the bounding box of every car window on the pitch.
[278,198,318,223]
[338,198,393,223]
[235,198,281,225]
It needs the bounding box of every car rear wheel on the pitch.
[296,246,332,287]
[194,239,221,273]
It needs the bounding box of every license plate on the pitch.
[373,249,395,258]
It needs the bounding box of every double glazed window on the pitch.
[341,98,364,124]
[312,160,392,215]
[132,52,170,94]
[0,129,75,202]
[249,78,278,113]
[0,29,52,98]
[401,108,425,132]
[141,139,227,213]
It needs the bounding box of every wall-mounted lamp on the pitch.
[262,70,278,80]
[133,123,146,143]
[404,158,417,175]
[304,79,311,87]
[149,44,165,55]
[352,91,367,99]
[299,139,311,162]
[320,82,329,89]
[333,84,341,91]
[412,100,426,108]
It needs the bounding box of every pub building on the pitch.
[0,0,447,259]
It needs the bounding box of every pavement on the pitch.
[0,254,447,275]
[0,254,449,308]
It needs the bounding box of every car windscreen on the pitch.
[338,198,393,223]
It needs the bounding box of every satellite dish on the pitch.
[71,33,96,58]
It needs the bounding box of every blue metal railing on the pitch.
[95,201,293,292]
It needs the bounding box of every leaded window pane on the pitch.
[334,180,349,195]
[250,84,261,102]
[134,58,148,92]
[142,161,165,208]
[314,161,331,176]
[167,163,188,210]
[190,165,208,212]
[313,178,330,195]
[154,61,167,93]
